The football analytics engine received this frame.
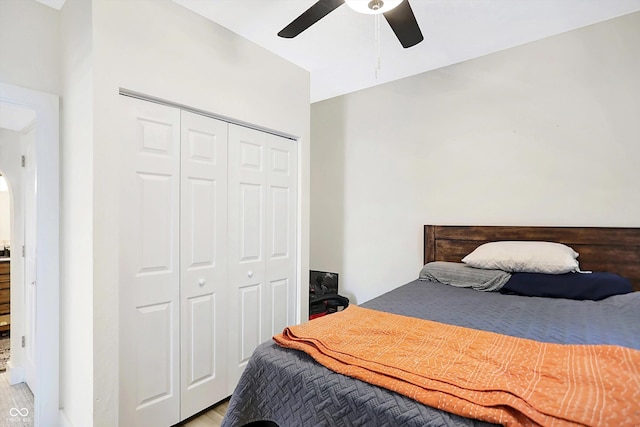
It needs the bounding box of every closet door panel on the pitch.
[180,111,229,419]
[228,126,298,391]
[228,125,267,390]
[239,283,262,362]
[119,97,181,427]
[135,302,174,403]
[265,135,298,338]
[239,183,263,261]
[270,278,289,336]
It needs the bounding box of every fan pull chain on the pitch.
[375,13,381,79]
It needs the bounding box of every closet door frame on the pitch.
[118,92,301,424]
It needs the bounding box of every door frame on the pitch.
[0,82,60,426]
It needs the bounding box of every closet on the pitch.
[118,95,298,426]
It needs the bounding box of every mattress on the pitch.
[221,280,640,427]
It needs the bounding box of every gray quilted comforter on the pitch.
[222,280,640,427]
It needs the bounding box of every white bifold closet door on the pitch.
[227,125,298,390]
[119,97,229,426]
[179,110,229,419]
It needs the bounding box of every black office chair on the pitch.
[309,294,349,320]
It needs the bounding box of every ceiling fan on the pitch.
[278,0,424,48]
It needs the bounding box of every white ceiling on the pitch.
[33,0,640,102]
[173,0,640,102]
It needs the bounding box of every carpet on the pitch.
[0,337,9,371]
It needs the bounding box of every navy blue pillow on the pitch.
[499,272,632,301]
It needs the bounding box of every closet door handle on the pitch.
[198,278,206,287]
[247,271,253,278]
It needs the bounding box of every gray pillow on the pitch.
[419,261,511,292]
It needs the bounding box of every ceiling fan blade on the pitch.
[383,0,424,48]
[278,0,345,38]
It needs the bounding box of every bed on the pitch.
[221,225,640,427]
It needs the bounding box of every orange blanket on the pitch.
[273,305,640,427]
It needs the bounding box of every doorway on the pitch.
[0,82,60,427]
[0,117,35,387]
[0,169,34,423]
[0,172,10,346]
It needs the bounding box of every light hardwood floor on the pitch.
[181,399,229,427]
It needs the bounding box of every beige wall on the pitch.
[310,12,640,304]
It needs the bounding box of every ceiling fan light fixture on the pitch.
[344,0,403,15]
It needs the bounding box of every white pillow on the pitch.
[461,241,579,274]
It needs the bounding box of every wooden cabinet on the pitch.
[0,261,9,333]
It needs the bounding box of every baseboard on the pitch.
[6,360,24,385]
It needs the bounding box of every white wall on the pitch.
[310,12,640,304]
[88,0,311,424]
[0,0,61,95]
[1,2,63,422]
[59,0,94,426]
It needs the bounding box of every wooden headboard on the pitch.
[424,225,640,292]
